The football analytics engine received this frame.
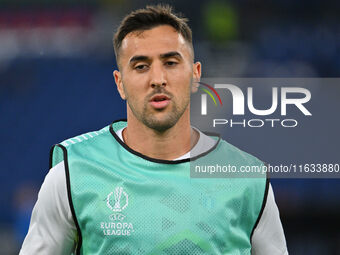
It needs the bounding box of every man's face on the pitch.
[114,25,201,132]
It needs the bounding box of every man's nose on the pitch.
[150,63,167,88]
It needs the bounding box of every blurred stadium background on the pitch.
[1,0,340,254]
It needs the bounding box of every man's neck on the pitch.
[123,114,198,160]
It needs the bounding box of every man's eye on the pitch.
[135,65,148,70]
[165,61,177,66]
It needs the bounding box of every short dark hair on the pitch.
[113,4,193,62]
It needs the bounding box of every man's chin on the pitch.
[142,116,178,133]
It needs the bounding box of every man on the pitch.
[20,5,288,254]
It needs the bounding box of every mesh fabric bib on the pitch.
[50,120,267,255]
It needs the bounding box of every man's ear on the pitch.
[113,70,126,100]
[191,61,202,93]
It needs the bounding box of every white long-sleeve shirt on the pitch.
[20,128,288,254]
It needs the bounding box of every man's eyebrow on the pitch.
[160,51,182,59]
[129,55,150,64]
[129,52,182,64]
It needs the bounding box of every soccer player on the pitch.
[20,5,288,255]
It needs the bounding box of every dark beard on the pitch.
[127,87,190,133]
[140,103,181,132]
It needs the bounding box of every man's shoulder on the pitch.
[59,124,112,148]
[50,124,118,168]
[217,137,264,166]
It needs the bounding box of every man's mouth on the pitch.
[149,94,171,109]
